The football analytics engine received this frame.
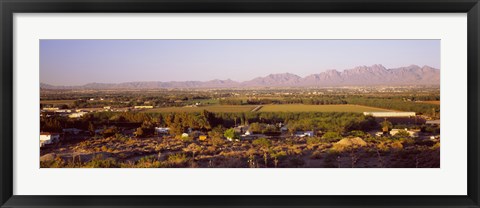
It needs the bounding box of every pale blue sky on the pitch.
[40,40,440,85]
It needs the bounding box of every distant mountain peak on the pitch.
[41,64,439,89]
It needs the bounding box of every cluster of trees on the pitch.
[164,110,219,135]
[42,90,222,109]
[41,110,381,139]
[249,122,278,134]
[285,113,378,134]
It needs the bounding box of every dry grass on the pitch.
[332,137,367,152]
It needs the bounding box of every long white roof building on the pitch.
[363,112,416,117]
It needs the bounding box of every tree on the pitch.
[224,128,239,141]
[208,126,225,139]
[381,119,393,133]
[249,122,264,133]
[135,120,155,138]
[88,122,95,136]
[265,124,277,133]
[394,129,411,138]
[41,117,63,133]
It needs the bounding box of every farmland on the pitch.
[258,104,395,113]
[140,104,395,113]
[40,99,76,105]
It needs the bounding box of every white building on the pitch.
[295,131,314,137]
[363,112,416,117]
[134,106,154,109]
[42,107,59,112]
[40,133,60,147]
[68,112,87,118]
[155,127,170,134]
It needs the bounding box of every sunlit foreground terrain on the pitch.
[41,134,439,168]
[40,87,440,168]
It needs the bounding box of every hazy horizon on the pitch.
[40,40,440,85]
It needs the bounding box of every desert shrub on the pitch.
[126,138,137,145]
[377,142,390,152]
[247,148,259,156]
[286,146,303,155]
[363,135,377,143]
[391,141,404,150]
[167,153,188,166]
[180,134,194,142]
[253,138,272,149]
[136,155,163,168]
[40,156,65,168]
[306,137,322,145]
[114,133,130,142]
[377,140,403,152]
[349,130,366,138]
[271,150,287,159]
[101,145,108,152]
[211,136,225,147]
[84,154,118,168]
[285,139,295,146]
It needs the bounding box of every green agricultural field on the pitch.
[258,104,396,113]
[144,104,396,113]
[144,105,257,113]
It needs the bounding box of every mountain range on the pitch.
[41,64,440,89]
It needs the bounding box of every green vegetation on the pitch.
[259,104,394,113]
[144,105,255,113]
[224,128,239,140]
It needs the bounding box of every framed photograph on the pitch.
[1,0,479,207]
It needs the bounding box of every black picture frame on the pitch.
[1,0,479,207]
